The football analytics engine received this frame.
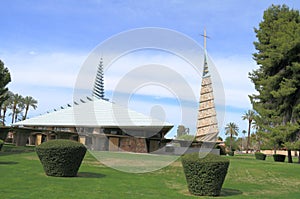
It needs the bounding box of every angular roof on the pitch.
[13,98,173,129]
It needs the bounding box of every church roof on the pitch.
[12,98,173,129]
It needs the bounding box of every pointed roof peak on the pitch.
[202,52,210,77]
[93,57,105,99]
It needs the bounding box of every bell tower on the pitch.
[196,29,219,142]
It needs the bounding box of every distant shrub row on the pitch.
[254,152,287,162]
[255,152,266,160]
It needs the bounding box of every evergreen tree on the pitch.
[1,91,12,126]
[0,60,11,109]
[249,5,300,163]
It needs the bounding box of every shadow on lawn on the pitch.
[220,188,243,197]
[78,172,106,178]
[0,161,18,165]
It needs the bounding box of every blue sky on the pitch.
[1,0,299,138]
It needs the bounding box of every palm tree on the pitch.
[22,96,38,120]
[1,99,10,125]
[241,130,247,151]
[225,122,239,151]
[10,93,23,124]
[242,110,256,153]
[15,100,25,122]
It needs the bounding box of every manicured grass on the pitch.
[223,155,300,198]
[1,145,300,199]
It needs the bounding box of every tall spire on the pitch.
[196,29,219,142]
[93,58,105,99]
[202,28,209,77]
[203,28,207,50]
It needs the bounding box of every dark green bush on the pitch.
[0,128,9,140]
[0,139,3,151]
[273,154,286,162]
[227,151,234,156]
[255,152,266,160]
[181,153,230,196]
[215,145,226,155]
[36,139,87,177]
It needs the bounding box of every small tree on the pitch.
[242,110,255,153]
[225,122,239,151]
[176,125,189,137]
[224,136,239,151]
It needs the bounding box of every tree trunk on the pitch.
[11,111,15,124]
[298,150,300,164]
[11,104,16,124]
[23,106,29,120]
[2,108,6,126]
[230,134,232,151]
[15,113,18,123]
[246,121,251,154]
[287,149,293,163]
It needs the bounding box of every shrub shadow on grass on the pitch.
[0,161,18,165]
[220,188,243,197]
[77,172,106,178]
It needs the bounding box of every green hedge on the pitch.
[36,139,87,177]
[273,154,286,162]
[255,152,266,160]
[0,139,3,151]
[181,153,230,196]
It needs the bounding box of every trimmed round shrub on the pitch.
[255,152,266,160]
[273,154,286,162]
[181,153,230,196]
[36,139,87,177]
[0,139,3,151]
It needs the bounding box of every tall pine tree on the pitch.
[0,60,11,112]
[249,5,300,163]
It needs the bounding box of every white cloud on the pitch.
[1,50,88,117]
[213,54,258,109]
[1,49,258,133]
[3,51,86,88]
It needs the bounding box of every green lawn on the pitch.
[1,146,300,199]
